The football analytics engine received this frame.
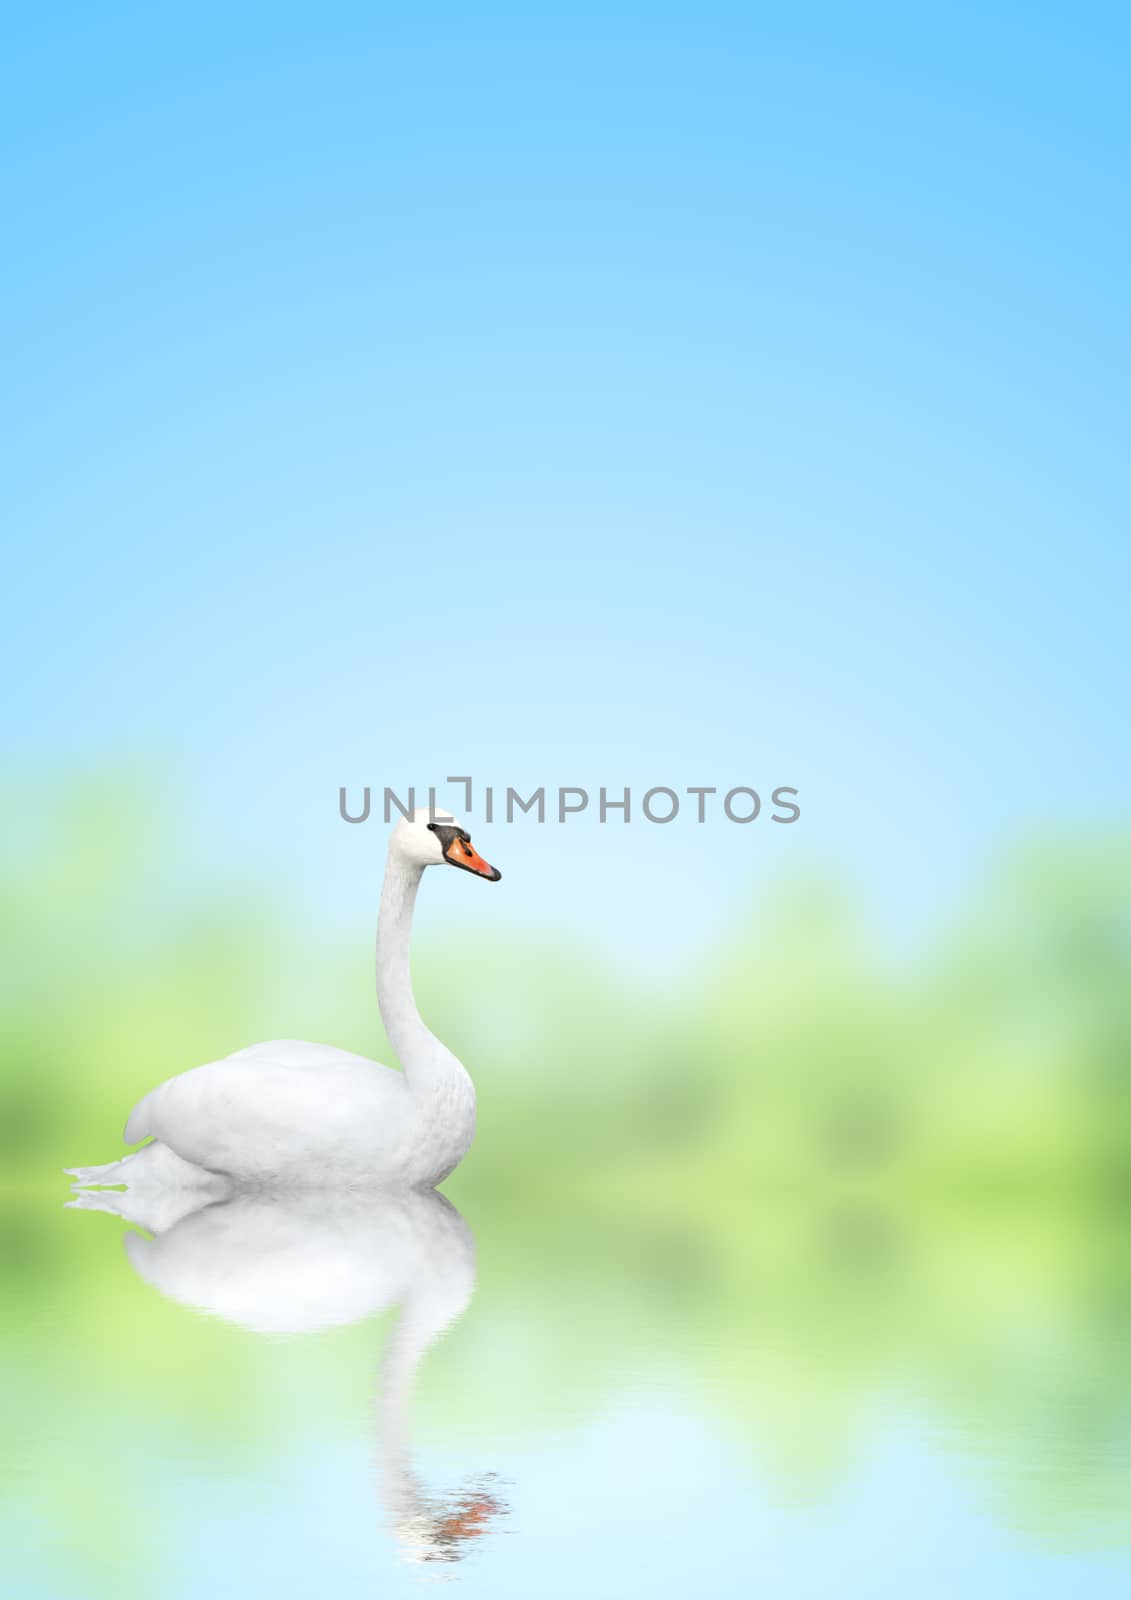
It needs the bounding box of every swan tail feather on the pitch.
[65,1142,231,1232]
[65,1188,135,1218]
[64,1155,140,1187]
[66,1141,223,1191]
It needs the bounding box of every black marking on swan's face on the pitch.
[427,822,502,881]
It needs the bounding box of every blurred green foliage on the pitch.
[3,780,1130,1556]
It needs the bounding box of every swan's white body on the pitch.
[68,811,498,1192]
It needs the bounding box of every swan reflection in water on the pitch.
[68,1183,507,1566]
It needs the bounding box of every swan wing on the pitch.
[124,1040,382,1141]
[123,1043,408,1179]
[225,1039,382,1071]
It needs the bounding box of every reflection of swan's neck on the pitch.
[376,853,472,1109]
[377,1298,444,1506]
[376,1224,480,1564]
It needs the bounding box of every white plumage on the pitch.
[67,809,500,1192]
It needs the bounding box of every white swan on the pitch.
[68,1184,506,1564]
[67,810,501,1192]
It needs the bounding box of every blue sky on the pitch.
[4,3,1128,961]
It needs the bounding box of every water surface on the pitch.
[4,1187,1130,1598]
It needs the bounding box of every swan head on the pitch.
[390,809,502,881]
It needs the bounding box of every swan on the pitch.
[67,1184,506,1564]
[66,810,501,1192]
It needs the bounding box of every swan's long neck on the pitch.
[375,853,473,1113]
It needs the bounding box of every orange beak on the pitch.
[444,835,502,881]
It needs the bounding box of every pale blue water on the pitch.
[5,1193,1130,1599]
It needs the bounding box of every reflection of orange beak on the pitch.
[444,836,502,881]
[434,1489,503,1547]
